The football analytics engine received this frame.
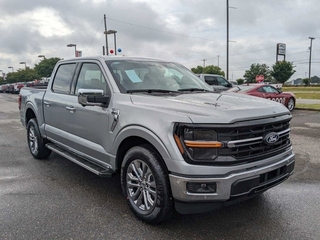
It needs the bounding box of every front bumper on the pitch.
[169,152,295,205]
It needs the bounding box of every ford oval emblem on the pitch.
[264,132,279,145]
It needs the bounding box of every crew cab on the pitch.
[19,56,295,224]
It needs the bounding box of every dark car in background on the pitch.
[227,84,296,111]
[196,74,233,92]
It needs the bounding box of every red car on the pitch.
[227,84,296,111]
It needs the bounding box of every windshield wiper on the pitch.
[127,89,179,94]
[178,88,212,92]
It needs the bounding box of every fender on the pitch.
[25,101,46,137]
[112,125,171,160]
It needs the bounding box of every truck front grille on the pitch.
[217,115,292,164]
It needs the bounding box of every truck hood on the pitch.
[130,92,290,124]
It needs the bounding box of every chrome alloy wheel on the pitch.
[28,125,38,154]
[287,98,295,111]
[126,159,157,212]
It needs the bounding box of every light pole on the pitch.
[308,37,315,85]
[104,14,109,55]
[201,59,207,68]
[104,30,117,55]
[226,0,229,80]
[8,66,14,72]
[217,55,220,67]
[38,55,46,60]
[226,1,236,80]
[67,44,77,57]
[20,62,27,69]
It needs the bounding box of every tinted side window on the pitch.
[75,63,109,95]
[52,63,76,94]
[204,76,218,85]
[263,86,278,93]
[216,77,230,87]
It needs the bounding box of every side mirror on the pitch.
[78,89,110,107]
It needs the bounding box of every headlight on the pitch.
[174,124,223,163]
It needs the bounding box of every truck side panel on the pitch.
[20,87,46,133]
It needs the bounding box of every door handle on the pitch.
[44,101,51,107]
[66,106,76,113]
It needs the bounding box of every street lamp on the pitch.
[308,37,315,85]
[20,62,27,69]
[104,30,117,55]
[67,44,77,57]
[38,55,46,60]
[8,66,14,72]
[226,0,236,80]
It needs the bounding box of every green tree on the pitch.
[191,65,225,76]
[243,63,271,83]
[311,75,320,84]
[191,65,204,74]
[203,65,225,76]
[5,68,39,83]
[303,78,310,86]
[236,78,244,85]
[270,61,296,84]
[34,57,61,78]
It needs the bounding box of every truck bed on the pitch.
[19,87,47,128]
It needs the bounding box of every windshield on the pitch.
[105,60,212,93]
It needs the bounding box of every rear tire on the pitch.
[27,118,52,159]
[121,144,173,224]
[287,98,295,111]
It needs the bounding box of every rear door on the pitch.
[43,63,77,145]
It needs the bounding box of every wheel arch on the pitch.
[113,126,171,172]
[24,101,45,132]
[25,107,37,126]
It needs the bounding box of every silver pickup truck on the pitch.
[19,56,295,224]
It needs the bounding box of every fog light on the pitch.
[186,182,216,193]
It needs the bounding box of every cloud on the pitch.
[0,0,319,80]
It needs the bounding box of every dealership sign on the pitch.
[276,43,286,61]
[277,43,286,55]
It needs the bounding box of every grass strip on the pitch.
[294,93,320,99]
[283,87,320,92]
[296,104,320,110]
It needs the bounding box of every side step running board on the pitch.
[46,143,115,178]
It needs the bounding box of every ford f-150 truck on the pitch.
[19,56,295,224]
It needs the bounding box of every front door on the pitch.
[66,61,112,165]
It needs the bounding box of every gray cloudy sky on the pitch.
[0,0,319,80]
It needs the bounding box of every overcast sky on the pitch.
[0,0,319,81]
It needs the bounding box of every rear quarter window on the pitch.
[52,63,77,94]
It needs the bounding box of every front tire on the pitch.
[27,118,52,159]
[287,97,295,111]
[121,145,173,224]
